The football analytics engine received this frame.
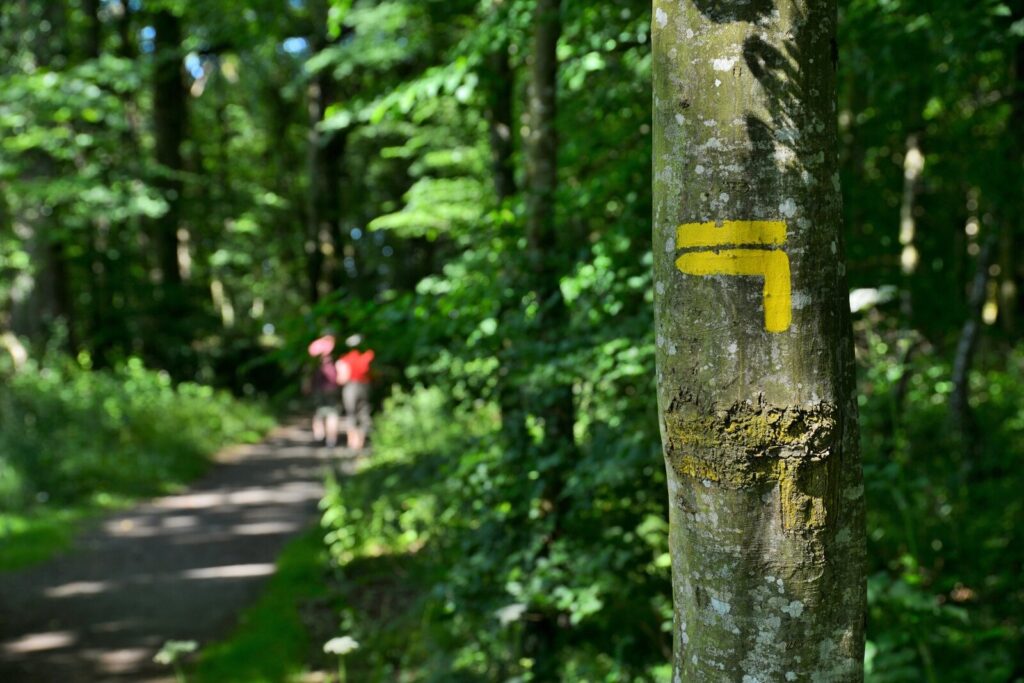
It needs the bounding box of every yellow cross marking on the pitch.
[675,220,792,333]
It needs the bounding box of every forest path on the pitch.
[0,422,345,682]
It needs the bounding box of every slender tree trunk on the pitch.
[951,236,996,440]
[525,0,572,451]
[325,130,349,293]
[522,0,575,677]
[83,0,101,59]
[304,0,346,305]
[652,1,866,680]
[82,0,112,362]
[1002,0,1024,336]
[149,9,191,372]
[10,1,74,349]
[305,75,328,305]
[486,44,517,203]
[152,9,187,289]
[484,41,527,449]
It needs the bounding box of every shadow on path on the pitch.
[0,423,346,682]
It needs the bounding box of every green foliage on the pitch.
[858,327,1024,682]
[0,357,271,508]
[0,355,272,571]
[320,381,671,681]
[0,505,101,571]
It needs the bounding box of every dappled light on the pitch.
[2,631,78,656]
[0,426,329,680]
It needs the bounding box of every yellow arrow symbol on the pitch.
[674,221,792,333]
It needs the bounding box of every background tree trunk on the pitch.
[652,1,866,679]
[10,1,73,349]
[152,9,187,290]
[304,0,345,306]
[521,0,574,676]
[525,0,573,455]
[483,41,527,451]
[951,236,996,441]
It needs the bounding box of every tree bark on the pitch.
[525,0,573,451]
[951,236,996,440]
[152,9,187,289]
[304,0,346,306]
[521,0,574,677]
[652,1,866,680]
[10,1,74,349]
[485,43,517,203]
[1002,0,1024,336]
[483,40,527,449]
[83,0,101,59]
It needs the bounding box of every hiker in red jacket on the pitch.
[335,334,374,450]
[306,333,341,447]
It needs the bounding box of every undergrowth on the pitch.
[0,355,273,570]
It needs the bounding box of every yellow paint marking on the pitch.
[675,248,792,333]
[676,220,786,249]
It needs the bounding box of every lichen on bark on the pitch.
[664,395,841,532]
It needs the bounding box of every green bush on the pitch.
[858,336,1024,682]
[0,355,273,510]
[320,381,672,682]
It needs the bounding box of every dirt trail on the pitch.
[0,423,341,682]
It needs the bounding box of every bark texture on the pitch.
[152,10,187,288]
[305,0,345,305]
[525,0,573,448]
[951,236,996,439]
[652,1,866,680]
[522,0,575,676]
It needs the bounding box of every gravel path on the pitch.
[0,423,339,682]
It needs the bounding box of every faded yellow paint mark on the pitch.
[675,220,792,333]
[675,220,786,249]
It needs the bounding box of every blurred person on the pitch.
[335,334,374,450]
[306,332,341,447]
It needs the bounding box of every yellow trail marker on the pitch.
[676,220,787,249]
[675,221,792,333]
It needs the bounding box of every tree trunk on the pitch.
[1002,0,1024,336]
[652,1,866,680]
[304,0,346,305]
[305,75,328,305]
[83,0,101,59]
[148,9,191,372]
[521,0,574,677]
[525,0,572,451]
[485,43,517,203]
[484,41,527,449]
[951,236,996,441]
[152,9,187,289]
[10,1,74,349]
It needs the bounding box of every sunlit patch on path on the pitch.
[0,423,342,682]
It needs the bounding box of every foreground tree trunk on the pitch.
[652,1,866,680]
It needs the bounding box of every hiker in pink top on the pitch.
[306,333,341,447]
